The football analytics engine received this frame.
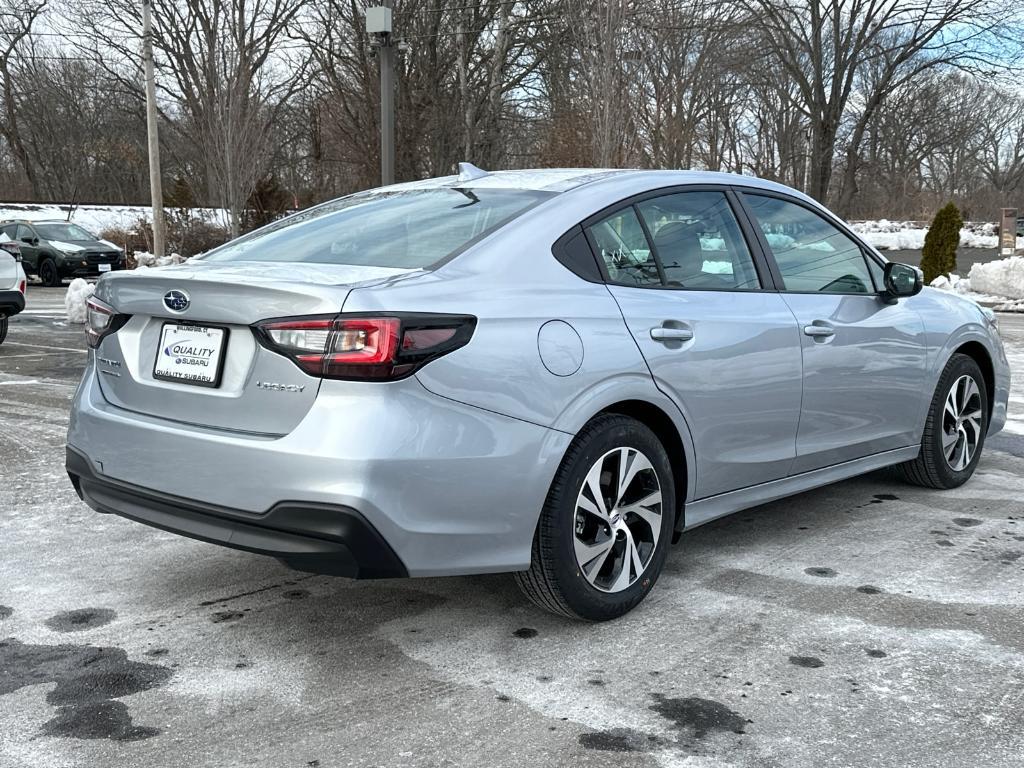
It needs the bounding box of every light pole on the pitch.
[366,4,395,186]
[141,0,165,258]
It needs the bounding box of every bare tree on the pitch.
[0,0,45,195]
[743,0,1016,213]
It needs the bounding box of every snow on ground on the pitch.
[851,220,1024,251]
[64,278,95,324]
[0,202,228,235]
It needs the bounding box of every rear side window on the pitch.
[200,188,552,269]
[636,191,760,290]
[586,207,662,287]
[743,193,874,294]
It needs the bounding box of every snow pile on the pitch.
[929,259,1024,311]
[929,273,974,295]
[968,256,1024,300]
[65,278,95,324]
[0,202,229,234]
[134,251,188,268]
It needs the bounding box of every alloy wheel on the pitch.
[573,447,662,593]
[942,374,983,471]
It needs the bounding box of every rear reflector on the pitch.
[254,313,476,380]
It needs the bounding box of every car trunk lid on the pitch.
[92,260,420,434]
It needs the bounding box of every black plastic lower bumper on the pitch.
[66,447,408,579]
[0,289,25,317]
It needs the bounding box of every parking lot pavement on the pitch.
[2,287,1023,768]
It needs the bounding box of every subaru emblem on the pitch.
[163,290,190,313]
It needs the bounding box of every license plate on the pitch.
[153,323,228,387]
[98,263,112,272]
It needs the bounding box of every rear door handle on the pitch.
[803,324,835,338]
[650,326,694,342]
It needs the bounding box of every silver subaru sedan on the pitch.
[66,168,1011,621]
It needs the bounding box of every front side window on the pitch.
[743,193,873,293]
[636,191,760,290]
[200,188,552,269]
[16,224,35,242]
[586,207,662,287]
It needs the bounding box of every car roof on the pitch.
[383,167,816,203]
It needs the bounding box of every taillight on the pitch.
[254,313,476,380]
[18,280,25,294]
[85,296,130,348]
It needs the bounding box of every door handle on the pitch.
[803,324,835,338]
[650,326,694,342]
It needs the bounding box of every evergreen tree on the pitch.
[920,202,963,284]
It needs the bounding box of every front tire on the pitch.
[515,414,676,621]
[39,258,60,287]
[899,353,988,489]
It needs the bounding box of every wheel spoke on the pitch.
[615,449,653,506]
[582,460,609,520]
[575,536,614,582]
[944,390,959,421]
[960,378,979,412]
[576,493,606,521]
[941,428,959,459]
[611,532,636,592]
[621,490,662,532]
[952,428,968,470]
[628,528,646,575]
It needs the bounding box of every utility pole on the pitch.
[141,0,165,258]
[367,3,396,186]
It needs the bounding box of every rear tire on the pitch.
[899,353,988,489]
[515,414,676,621]
[39,258,60,287]
[0,316,7,345]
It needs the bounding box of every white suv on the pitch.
[0,245,27,345]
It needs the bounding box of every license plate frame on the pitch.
[153,322,229,388]
[98,263,112,272]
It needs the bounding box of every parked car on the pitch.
[0,245,27,345]
[66,167,1010,621]
[0,220,125,286]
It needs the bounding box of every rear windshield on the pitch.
[35,222,96,241]
[200,188,553,269]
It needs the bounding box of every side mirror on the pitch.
[881,262,922,302]
[20,236,36,246]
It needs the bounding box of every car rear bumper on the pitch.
[67,446,408,578]
[0,289,25,317]
[66,363,571,577]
